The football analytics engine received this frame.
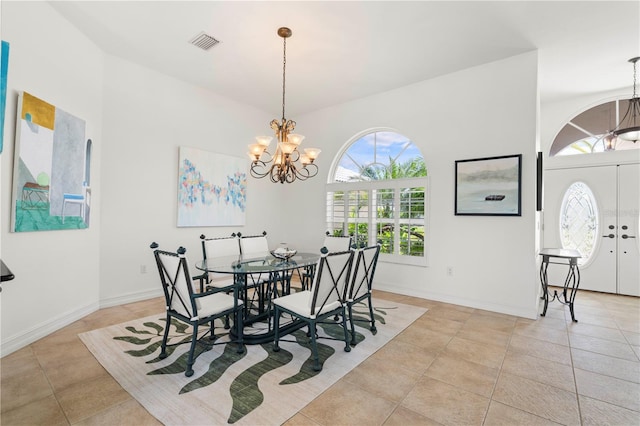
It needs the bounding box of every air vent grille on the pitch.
[189,31,220,50]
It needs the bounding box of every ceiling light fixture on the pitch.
[248,27,320,184]
[612,57,640,143]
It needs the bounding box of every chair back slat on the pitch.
[309,250,354,316]
[239,232,269,256]
[154,249,196,318]
[349,245,381,301]
[202,234,240,259]
[323,234,352,253]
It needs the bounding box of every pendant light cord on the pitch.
[282,36,287,121]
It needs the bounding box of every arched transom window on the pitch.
[326,130,427,266]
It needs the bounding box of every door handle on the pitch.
[621,234,636,239]
[602,234,615,238]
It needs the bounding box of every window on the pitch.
[559,182,599,265]
[326,130,427,265]
[551,99,640,156]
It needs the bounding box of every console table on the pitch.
[539,248,581,322]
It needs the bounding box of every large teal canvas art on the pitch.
[0,41,9,153]
[177,146,247,227]
[11,92,91,232]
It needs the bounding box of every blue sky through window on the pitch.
[338,131,423,174]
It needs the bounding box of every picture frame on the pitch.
[455,154,522,216]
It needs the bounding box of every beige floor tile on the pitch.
[501,350,576,392]
[413,315,464,336]
[508,334,572,365]
[463,312,517,333]
[394,325,452,355]
[456,325,512,348]
[568,322,628,343]
[441,337,507,369]
[622,330,640,346]
[492,372,580,425]
[571,312,619,329]
[74,398,162,426]
[0,394,68,426]
[578,395,640,426]
[427,306,473,322]
[425,354,499,397]
[342,355,422,402]
[283,412,322,426]
[43,350,108,393]
[300,380,396,425]
[370,339,437,374]
[1,346,40,381]
[483,401,562,426]
[401,377,489,426]
[383,406,443,425]
[0,362,53,413]
[572,347,640,383]
[513,322,569,346]
[574,368,640,412]
[569,333,638,361]
[615,317,640,334]
[56,373,131,424]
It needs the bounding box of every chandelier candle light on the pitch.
[248,27,321,184]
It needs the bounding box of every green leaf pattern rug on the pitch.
[79,300,426,425]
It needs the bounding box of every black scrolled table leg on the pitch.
[540,255,550,317]
[566,261,580,322]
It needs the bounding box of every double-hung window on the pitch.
[326,130,427,266]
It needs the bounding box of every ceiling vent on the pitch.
[189,31,220,50]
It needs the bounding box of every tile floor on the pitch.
[1,287,639,425]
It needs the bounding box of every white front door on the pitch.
[543,164,640,296]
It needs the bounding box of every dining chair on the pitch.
[273,247,354,371]
[150,243,244,377]
[196,233,240,292]
[346,243,381,345]
[323,231,352,252]
[301,232,352,290]
[238,231,278,314]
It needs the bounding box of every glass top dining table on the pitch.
[195,252,321,344]
[195,252,320,275]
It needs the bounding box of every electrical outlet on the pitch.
[446,266,453,276]
[140,265,147,274]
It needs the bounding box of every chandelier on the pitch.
[612,57,640,143]
[248,27,321,184]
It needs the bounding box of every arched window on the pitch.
[551,98,640,156]
[326,130,427,266]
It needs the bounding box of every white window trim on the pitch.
[327,176,429,267]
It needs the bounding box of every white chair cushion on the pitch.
[207,276,236,289]
[196,293,241,318]
[273,290,341,319]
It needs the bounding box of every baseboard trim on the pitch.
[376,283,539,319]
[0,301,99,358]
[1,288,164,358]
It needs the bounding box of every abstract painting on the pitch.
[0,40,9,153]
[177,147,247,227]
[455,154,522,216]
[11,92,91,232]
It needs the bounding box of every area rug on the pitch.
[79,300,426,425]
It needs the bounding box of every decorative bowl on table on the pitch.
[270,247,297,260]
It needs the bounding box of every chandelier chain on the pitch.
[282,36,287,121]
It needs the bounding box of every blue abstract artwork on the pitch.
[177,147,247,227]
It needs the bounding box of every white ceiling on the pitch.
[49,1,640,117]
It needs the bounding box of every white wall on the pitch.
[1,1,104,354]
[98,55,280,304]
[278,52,540,318]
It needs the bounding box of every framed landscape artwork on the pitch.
[177,147,247,227]
[455,154,522,216]
[11,91,91,232]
